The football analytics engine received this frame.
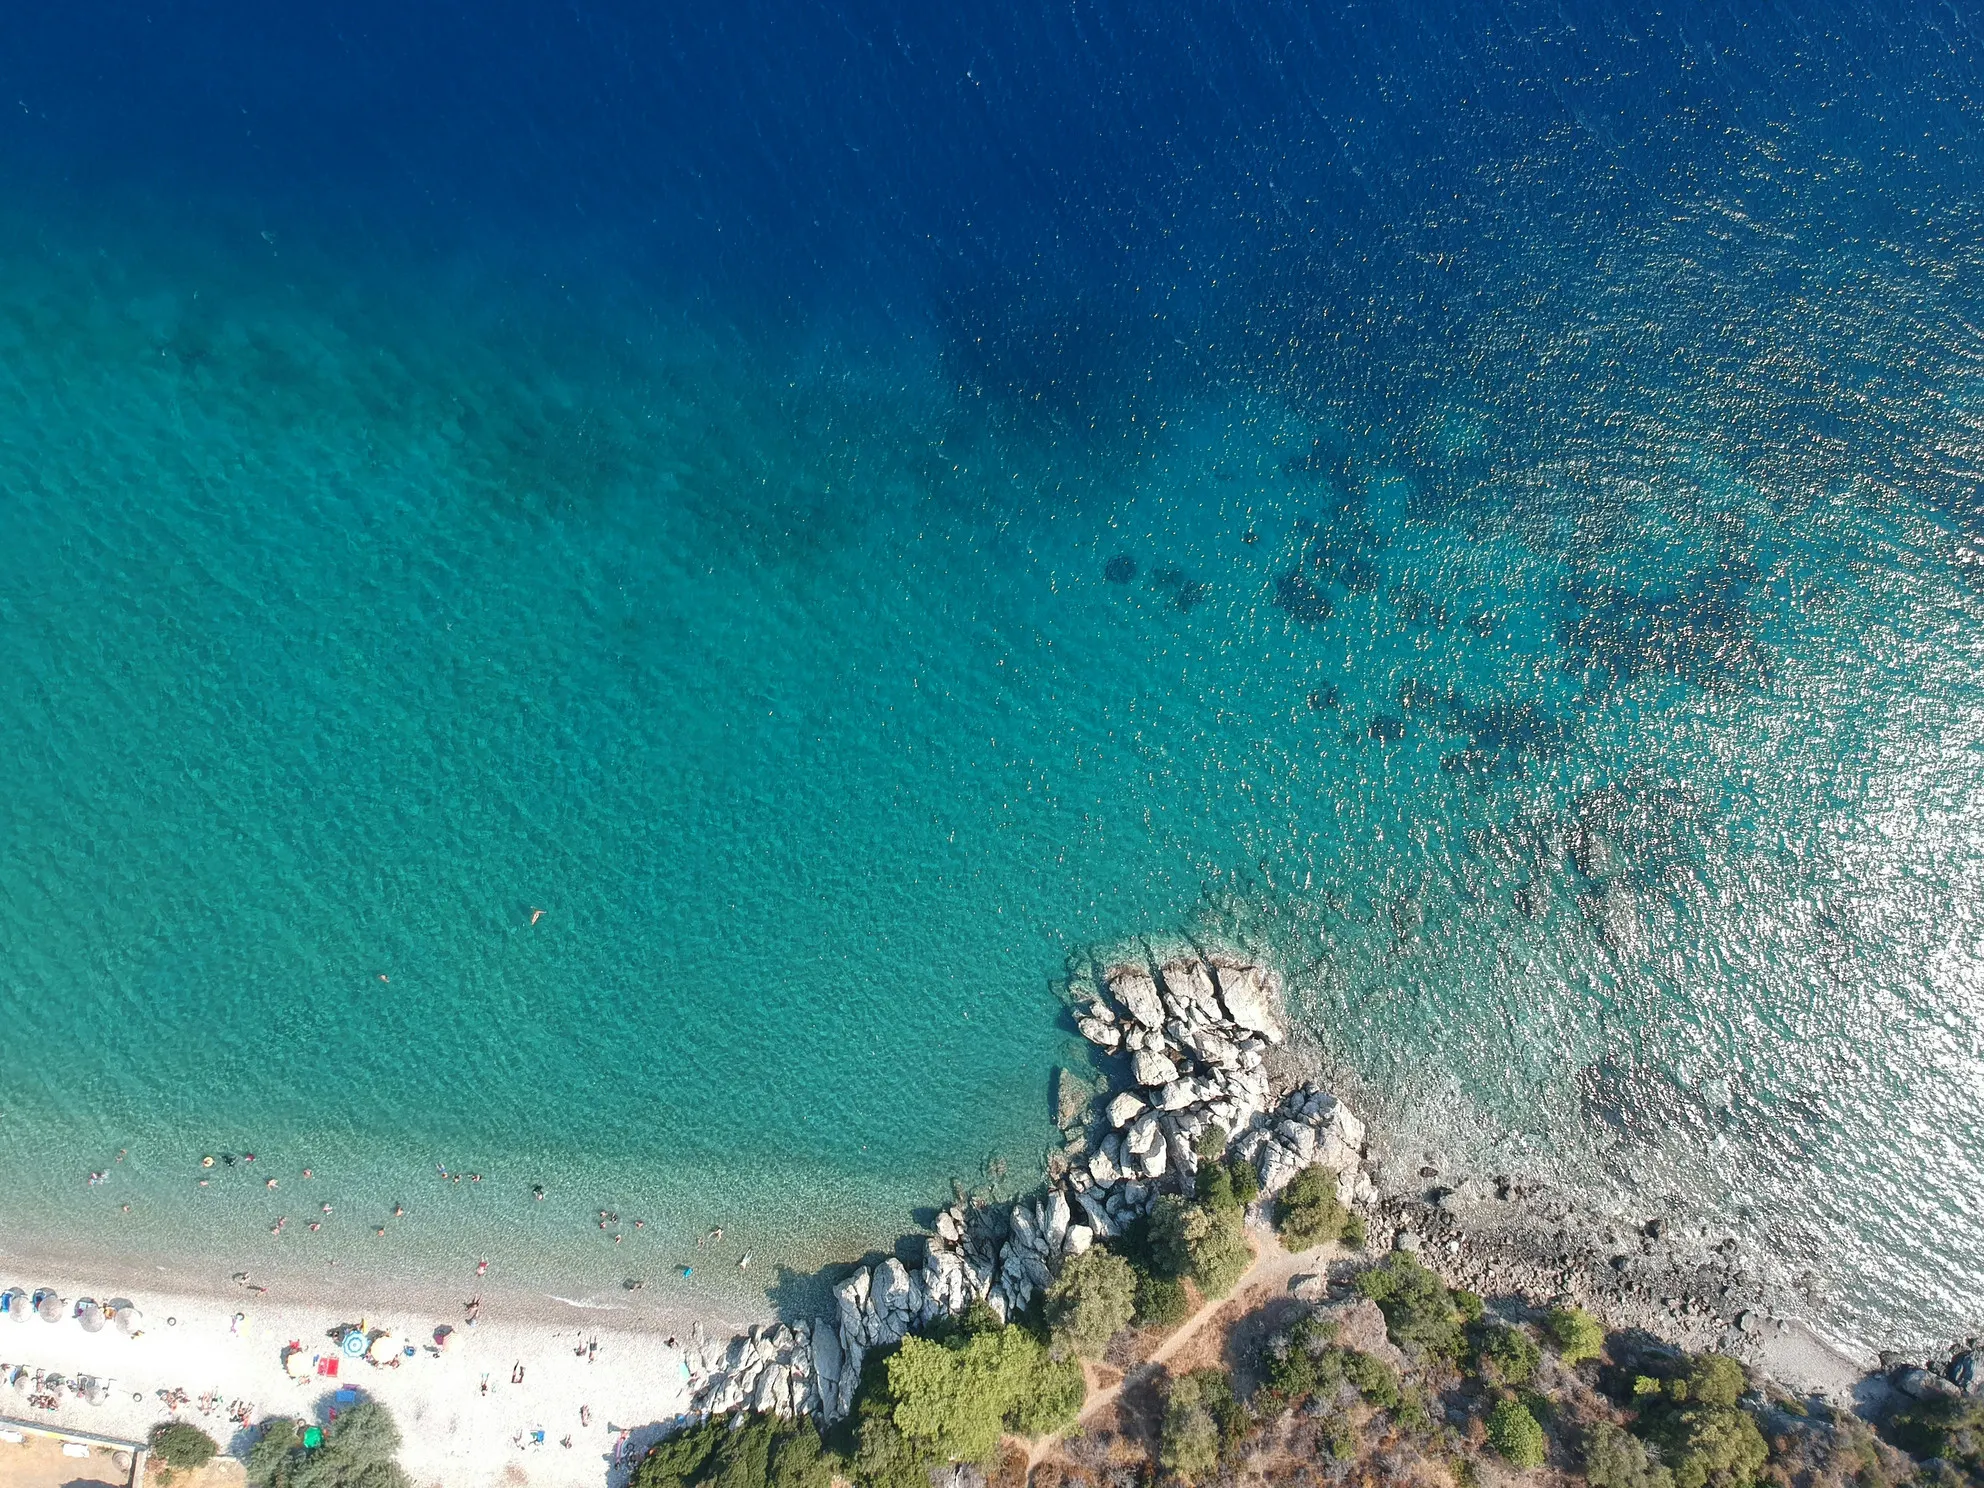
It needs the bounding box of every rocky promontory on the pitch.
[672,948,1979,1454]
[680,950,1372,1422]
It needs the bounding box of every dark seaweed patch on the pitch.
[1560,562,1772,692]
[1104,553,1138,584]
[1389,581,1451,630]
[1273,570,1335,623]
[1307,684,1341,711]
[1148,565,1209,612]
[1401,684,1572,788]
[1367,713,1407,743]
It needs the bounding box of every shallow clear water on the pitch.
[1,2,1981,1346]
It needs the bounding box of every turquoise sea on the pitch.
[3,2,1983,1350]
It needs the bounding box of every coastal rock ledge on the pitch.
[682,951,1373,1424]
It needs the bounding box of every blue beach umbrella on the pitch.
[1,1288,26,1322]
[341,1330,368,1358]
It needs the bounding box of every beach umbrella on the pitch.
[2,1288,26,1322]
[433,1325,456,1352]
[340,1330,368,1358]
[112,1305,143,1337]
[366,1333,397,1363]
[76,1300,105,1333]
[84,1377,111,1405]
[284,1349,313,1380]
[35,1290,64,1323]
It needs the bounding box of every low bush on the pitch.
[1319,1411,1360,1461]
[1342,1349,1402,1411]
[1149,1194,1252,1300]
[1160,1376,1221,1483]
[1890,1395,1984,1483]
[151,1422,218,1478]
[1546,1305,1606,1365]
[1353,1253,1467,1362]
[247,1401,412,1488]
[1258,1314,1345,1411]
[1629,1354,1767,1488]
[1275,1164,1353,1251]
[1583,1421,1675,1488]
[1044,1248,1137,1361]
[1134,1268,1190,1327]
[1470,1321,1541,1388]
[1487,1396,1548,1468]
[876,1323,1083,1467]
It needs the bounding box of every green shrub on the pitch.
[1454,1288,1485,1324]
[1044,1248,1137,1361]
[1583,1421,1675,1488]
[1227,1158,1260,1208]
[246,1419,303,1488]
[1486,1397,1548,1468]
[1148,1194,1252,1300]
[1678,1355,1748,1409]
[151,1422,218,1471]
[270,1401,412,1488]
[1353,1253,1466,1361]
[1546,1306,1606,1366]
[881,1324,1083,1464]
[1659,1404,1768,1488]
[1160,1383,1222,1482]
[1342,1350,1402,1411]
[1275,1164,1351,1251]
[1258,1315,1346,1410]
[1194,1126,1230,1163]
[1394,1384,1434,1433]
[1195,1161,1237,1214]
[1320,1411,1360,1461]
[1341,1211,1367,1250]
[1134,1268,1191,1328]
[1890,1396,1984,1482]
[1629,1355,1766,1488]
[1471,1321,1541,1388]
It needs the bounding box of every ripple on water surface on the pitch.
[1,106,1982,1348]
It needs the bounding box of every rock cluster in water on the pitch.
[683,952,1374,1425]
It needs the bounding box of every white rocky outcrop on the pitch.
[684,952,1370,1430]
[1233,1083,1371,1205]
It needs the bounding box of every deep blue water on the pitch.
[1,2,1981,1346]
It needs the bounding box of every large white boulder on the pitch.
[1210,960,1287,1043]
[1106,966,1165,1028]
[1107,1091,1147,1128]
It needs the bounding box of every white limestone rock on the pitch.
[1209,959,1287,1043]
[1077,1016,1123,1050]
[1042,1191,1071,1252]
[1132,1048,1181,1088]
[1106,966,1165,1028]
[1107,1091,1147,1128]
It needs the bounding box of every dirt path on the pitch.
[1027,1225,1326,1468]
